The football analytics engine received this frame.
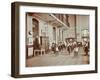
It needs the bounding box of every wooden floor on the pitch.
[26,47,89,67]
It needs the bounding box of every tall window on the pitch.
[32,18,39,37]
[53,27,56,42]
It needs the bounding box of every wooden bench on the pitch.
[34,49,45,56]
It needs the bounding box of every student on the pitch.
[73,44,79,57]
[33,37,40,50]
[55,45,59,55]
[67,42,71,54]
[84,41,89,56]
[51,43,56,54]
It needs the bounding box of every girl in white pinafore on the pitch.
[74,45,79,57]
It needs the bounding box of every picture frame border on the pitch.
[11,2,98,78]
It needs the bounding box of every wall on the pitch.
[65,15,76,38]
[26,13,55,45]
[39,19,54,47]
[0,0,100,80]
[76,15,89,42]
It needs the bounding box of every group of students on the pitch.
[67,41,78,56]
[51,40,89,56]
[51,41,78,56]
[51,42,67,54]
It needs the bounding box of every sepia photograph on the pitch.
[26,13,90,67]
[11,2,97,77]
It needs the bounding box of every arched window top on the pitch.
[32,18,39,37]
[32,18,38,25]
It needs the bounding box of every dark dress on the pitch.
[84,42,89,56]
[33,38,40,50]
[33,38,40,56]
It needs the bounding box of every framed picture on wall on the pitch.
[11,2,98,78]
